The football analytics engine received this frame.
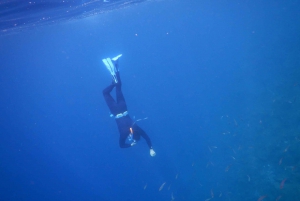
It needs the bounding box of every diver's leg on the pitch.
[103,84,116,110]
[116,72,126,104]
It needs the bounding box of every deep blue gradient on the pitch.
[0,0,300,201]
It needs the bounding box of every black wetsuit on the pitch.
[102,72,152,149]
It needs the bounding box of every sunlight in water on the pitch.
[0,0,149,34]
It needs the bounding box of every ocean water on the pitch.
[0,0,300,201]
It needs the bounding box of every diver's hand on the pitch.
[131,140,137,146]
[150,149,156,157]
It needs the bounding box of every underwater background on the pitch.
[0,0,300,200]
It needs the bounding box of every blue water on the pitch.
[1,0,300,200]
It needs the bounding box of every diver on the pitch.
[102,54,156,157]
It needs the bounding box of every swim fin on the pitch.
[102,57,118,83]
[102,54,122,83]
[112,54,122,61]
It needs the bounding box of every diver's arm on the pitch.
[140,132,156,156]
[140,132,152,149]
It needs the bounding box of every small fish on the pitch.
[234,119,238,126]
[276,195,282,201]
[279,157,283,165]
[284,145,290,152]
[175,173,178,179]
[144,183,147,190]
[171,192,175,201]
[280,178,287,189]
[206,161,214,168]
[159,182,166,191]
[232,148,236,154]
[168,184,171,190]
[219,192,222,197]
[208,146,212,152]
[257,195,267,201]
[211,146,218,148]
[210,189,214,198]
[225,164,232,172]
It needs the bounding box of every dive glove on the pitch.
[150,149,156,157]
